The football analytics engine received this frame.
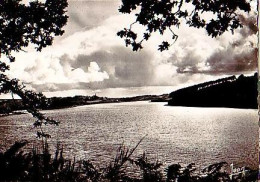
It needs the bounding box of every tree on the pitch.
[0,0,68,138]
[117,0,252,51]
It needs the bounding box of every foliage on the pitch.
[0,141,81,181]
[105,137,145,181]
[117,0,251,51]
[0,141,258,182]
[0,0,68,138]
[134,152,163,181]
[0,0,68,62]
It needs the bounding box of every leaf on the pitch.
[143,33,150,40]
[132,42,143,51]
[158,41,170,52]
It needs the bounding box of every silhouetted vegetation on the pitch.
[168,73,258,109]
[0,0,68,61]
[0,0,68,138]
[118,0,251,51]
[0,1,257,182]
[0,141,257,182]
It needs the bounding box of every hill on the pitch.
[168,73,258,109]
[0,94,164,115]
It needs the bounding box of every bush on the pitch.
[0,141,257,182]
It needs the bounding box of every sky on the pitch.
[2,0,258,98]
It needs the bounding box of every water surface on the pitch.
[0,101,258,169]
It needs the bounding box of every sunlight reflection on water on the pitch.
[0,101,258,169]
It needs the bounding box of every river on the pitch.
[0,101,258,169]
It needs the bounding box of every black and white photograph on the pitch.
[0,0,258,181]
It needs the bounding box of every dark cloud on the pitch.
[205,47,257,73]
[170,50,201,73]
[32,46,155,92]
[68,46,154,88]
[238,13,258,37]
[168,13,257,75]
[204,14,257,74]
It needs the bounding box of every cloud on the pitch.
[31,46,154,92]
[17,55,109,86]
[6,1,257,96]
[205,43,257,73]
[165,12,257,75]
[204,13,257,74]
[63,1,121,36]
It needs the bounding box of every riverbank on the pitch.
[0,94,170,115]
